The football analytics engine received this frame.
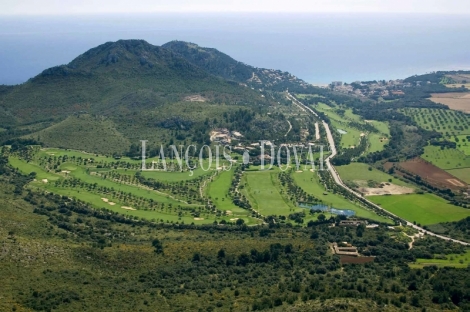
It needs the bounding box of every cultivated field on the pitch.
[401,108,470,136]
[446,135,470,155]
[447,168,470,184]
[397,158,468,190]
[423,145,470,169]
[430,92,470,114]
[369,193,470,225]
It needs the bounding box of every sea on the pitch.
[0,13,469,85]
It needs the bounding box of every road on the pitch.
[285,120,292,137]
[287,91,470,246]
[314,122,320,141]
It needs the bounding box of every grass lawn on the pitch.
[243,170,293,215]
[446,168,470,184]
[368,193,470,225]
[9,157,61,182]
[336,163,414,188]
[10,157,258,224]
[292,170,392,223]
[206,169,248,214]
[133,167,210,182]
[410,249,470,269]
[330,119,362,148]
[423,145,470,169]
[70,167,183,205]
[448,135,470,155]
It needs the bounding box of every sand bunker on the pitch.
[360,132,365,137]
[121,206,136,211]
[193,217,204,220]
[41,179,48,183]
[296,170,303,173]
[226,210,233,215]
[360,183,414,196]
[108,202,116,206]
[101,198,109,202]
[61,170,71,174]
[230,218,239,221]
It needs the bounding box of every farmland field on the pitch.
[401,108,470,136]
[446,135,470,155]
[422,145,470,169]
[397,158,467,190]
[447,168,470,184]
[429,92,470,114]
[368,193,470,225]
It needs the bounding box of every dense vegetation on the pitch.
[2,159,470,311]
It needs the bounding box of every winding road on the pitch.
[287,91,469,246]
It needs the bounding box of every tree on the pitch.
[317,214,326,222]
[152,238,164,254]
[236,218,245,226]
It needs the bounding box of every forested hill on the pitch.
[0,39,303,154]
[0,39,271,125]
[162,40,316,91]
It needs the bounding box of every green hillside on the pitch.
[0,40,296,154]
[163,40,315,90]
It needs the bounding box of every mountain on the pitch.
[162,40,315,91]
[0,40,294,154]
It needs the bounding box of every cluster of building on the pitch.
[328,79,419,98]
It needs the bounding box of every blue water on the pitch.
[298,203,356,217]
[0,13,469,85]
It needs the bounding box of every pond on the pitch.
[298,203,356,217]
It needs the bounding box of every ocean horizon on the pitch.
[0,12,469,85]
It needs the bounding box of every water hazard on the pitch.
[299,203,356,217]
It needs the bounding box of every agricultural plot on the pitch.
[447,135,470,155]
[401,108,470,136]
[423,145,470,169]
[369,193,470,225]
[447,168,470,184]
[397,158,467,190]
[292,169,392,223]
[430,92,470,114]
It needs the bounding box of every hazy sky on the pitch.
[1,0,470,15]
